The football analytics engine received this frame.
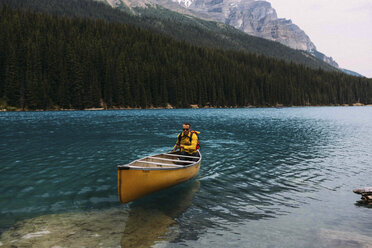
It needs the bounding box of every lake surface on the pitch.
[0,107,371,247]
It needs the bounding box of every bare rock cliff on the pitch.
[172,0,339,67]
[160,0,316,51]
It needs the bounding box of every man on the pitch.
[173,123,200,160]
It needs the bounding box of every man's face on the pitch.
[182,124,190,135]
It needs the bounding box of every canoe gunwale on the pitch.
[117,151,202,171]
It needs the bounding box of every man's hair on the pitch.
[183,122,191,127]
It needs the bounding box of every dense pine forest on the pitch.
[0,6,371,110]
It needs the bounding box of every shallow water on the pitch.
[0,107,371,247]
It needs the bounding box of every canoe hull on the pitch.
[118,159,201,204]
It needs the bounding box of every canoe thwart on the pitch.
[146,157,194,163]
[132,160,186,167]
[161,153,200,159]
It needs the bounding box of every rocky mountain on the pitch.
[172,0,342,67]
[163,0,340,66]
[175,0,316,50]
[100,0,340,68]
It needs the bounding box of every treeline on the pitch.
[0,0,336,71]
[0,6,371,110]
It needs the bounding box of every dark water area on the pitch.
[0,107,371,247]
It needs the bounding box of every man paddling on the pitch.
[173,123,200,160]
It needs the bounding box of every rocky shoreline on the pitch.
[0,103,371,112]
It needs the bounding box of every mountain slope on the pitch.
[133,0,364,76]
[0,0,336,72]
[107,0,339,67]
[115,0,366,76]
[1,6,370,111]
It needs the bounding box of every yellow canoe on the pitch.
[117,151,202,204]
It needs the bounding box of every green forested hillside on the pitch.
[0,0,336,71]
[0,6,370,110]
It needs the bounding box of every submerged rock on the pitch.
[0,208,178,248]
[319,229,372,248]
[0,180,200,247]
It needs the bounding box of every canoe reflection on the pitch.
[120,179,200,248]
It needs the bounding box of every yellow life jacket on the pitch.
[177,130,200,150]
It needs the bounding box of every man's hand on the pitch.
[173,144,181,151]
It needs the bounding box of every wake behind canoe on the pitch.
[117,151,202,203]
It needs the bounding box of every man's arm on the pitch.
[173,133,181,151]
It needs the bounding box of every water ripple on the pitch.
[1,108,372,246]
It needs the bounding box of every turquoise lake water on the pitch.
[0,107,371,247]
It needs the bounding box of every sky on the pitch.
[268,0,372,78]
